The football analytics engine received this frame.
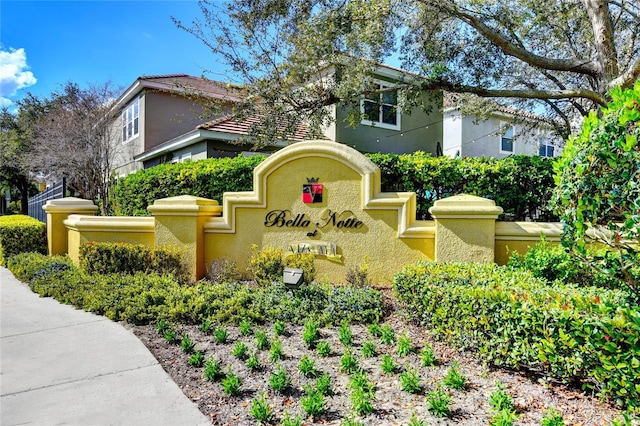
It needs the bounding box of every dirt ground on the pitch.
[128,314,629,426]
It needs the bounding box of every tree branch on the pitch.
[608,54,640,89]
[419,79,609,106]
[422,0,601,77]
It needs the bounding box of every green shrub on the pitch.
[110,155,266,216]
[249,245,285,286]
[7,254,383,328]
[0,215,46,265]
[79,242,188,282]
[552,82,639,294]
[394,261,640,408]
[368,152,557,221]
[111,151,555,221]
[507,238,631,293]
[284,252,316,284]
[7,252,72,282]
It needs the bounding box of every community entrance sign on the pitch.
[46,140,521,283]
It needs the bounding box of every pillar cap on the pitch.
[42,197,98,214]
[429,194,503,219]
[148,195,222,216]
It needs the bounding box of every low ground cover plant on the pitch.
[7,251,636,422]
[8,252,383,326]
[394,261,640,408]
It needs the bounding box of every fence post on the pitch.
[148,195,222,282]
[43,197,99,255]
[429,194,503,263]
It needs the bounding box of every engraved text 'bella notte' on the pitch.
[264,209,364,230]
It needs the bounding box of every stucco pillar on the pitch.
[43,197,99,256]
[148,195,222,282]
[429,194,503,263]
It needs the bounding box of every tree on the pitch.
[552,81,639,294]
[24,82,122,215]
[0,99,42,214]
[174,0,639,145]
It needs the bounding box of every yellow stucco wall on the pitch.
[64,215,155,265]
[494,221,563,265]
[149,195,222,281]
[53,140,604,285]
[204,141,435,284]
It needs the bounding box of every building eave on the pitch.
[134,130,289,163]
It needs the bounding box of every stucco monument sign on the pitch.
[46,140,550,283]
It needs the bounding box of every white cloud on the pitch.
[0,47,37,106]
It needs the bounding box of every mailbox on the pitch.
[283,268,304,288]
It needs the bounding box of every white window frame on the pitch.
[538,139,555,157]
[172,152,192,163]
[360,80,401,130]
[122,98,139,143]
[499,124,514,154]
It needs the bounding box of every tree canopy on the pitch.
[175,0,639,145]
[2,82,122,215]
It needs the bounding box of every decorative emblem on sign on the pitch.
[303,178,323,204]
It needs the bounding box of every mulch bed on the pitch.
[128,314,625,425]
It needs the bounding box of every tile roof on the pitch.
[138,74,245,100]
[198,114,322,142]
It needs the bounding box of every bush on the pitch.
[507,238,631,293]
[284,252,316,284]
[8,252,383,326]
[249,245,285,286]
[0,215,46,266]
[552,82,640,294]
[393,261,639,409]
[369,152,556,221]
[79,242,188,283]
[111,151,555,221]
[110,155,266,216]
[249,246,317,286]
[7,252,71,282]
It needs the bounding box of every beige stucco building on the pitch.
[110,65,444,176]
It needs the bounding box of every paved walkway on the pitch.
[0,266,210,426]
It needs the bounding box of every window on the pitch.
[500,125,514,153]
[361,81,400,130]
[122,99,139,142]
[172,152,192,163]
[538,139,555,157]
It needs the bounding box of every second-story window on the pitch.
[122,98,139,142]
[361,81,401,130]
[538,139,555,157]
[500,125,514,153]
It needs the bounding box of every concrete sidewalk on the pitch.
[0,266,210,426]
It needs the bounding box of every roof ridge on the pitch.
[139,73,191,80]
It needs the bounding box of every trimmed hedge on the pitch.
[393,262,639,409]
[110,153,556,221]
[0,215,46,266]
[79,242,188,283]
[369,152,556,220]
[8,252,383,326]
[110,155,265,216]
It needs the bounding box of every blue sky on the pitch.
[1,0,226,108]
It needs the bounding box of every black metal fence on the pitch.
[28,178,67,223]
